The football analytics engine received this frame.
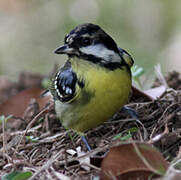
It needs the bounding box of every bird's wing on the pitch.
[50,60,79,103]
[119,48,134,68]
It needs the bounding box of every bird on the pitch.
[50,23,134,150]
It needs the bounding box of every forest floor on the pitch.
[0,68,180,180]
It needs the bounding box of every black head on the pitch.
[54,23,122,64]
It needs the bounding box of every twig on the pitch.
[106,118,148,140]
[14,103,53,154]
[148,123,169,144]
[177,146,181,160]
[29,149,64,180]
[9,124,42,136]
[80,162,101,171]
[2,117,6,160]
[133,142,164,176]
[105,118,136,124]
[150,103,177,138]
[54,141,143,167]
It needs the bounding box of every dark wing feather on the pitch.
[119,48,134,68]
[50,60,77,102]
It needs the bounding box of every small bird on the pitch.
[50,23,134,149]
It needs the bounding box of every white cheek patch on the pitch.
[80,44,121,63]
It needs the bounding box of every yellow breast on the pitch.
[55,57,132,134]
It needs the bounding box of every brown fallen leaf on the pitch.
[100,142,168,180]
[0,87,51,118]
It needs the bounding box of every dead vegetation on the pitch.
[0,70,181,179]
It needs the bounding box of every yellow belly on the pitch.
[55,58,132,134]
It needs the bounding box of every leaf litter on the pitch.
[0,69,180,179]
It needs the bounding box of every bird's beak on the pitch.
[54,44,76,55]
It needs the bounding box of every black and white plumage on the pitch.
[52,60,84,103]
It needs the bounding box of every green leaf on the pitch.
[112,127,138,141]
[112,132,122,140]
[26,136,39,143]
[2,172,19,180]
[127,127,138,133]
[0,115,13,124]
[2,171,32,180]
[132,65,145,78]
[131,65,145,89]
[119,133,132,141]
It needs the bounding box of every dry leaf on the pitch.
[144,85,166,100]
[76,146,91,171]
[0,87,51,117]
[100,142,168,180]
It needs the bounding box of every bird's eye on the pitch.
[81,37,92,46]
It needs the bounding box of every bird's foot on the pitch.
[121,106,138,119]
[81,136,91,152]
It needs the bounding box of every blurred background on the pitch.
[0,0,181,85]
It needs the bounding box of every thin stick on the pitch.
[133,142,164,176]
[2,117,6,160]
[150,103,177,138]
[29,149,64,180]
[14,103,53,154]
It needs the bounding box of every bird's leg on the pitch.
[81,136,91,152]
[66,131,77,147]
[121,106,138,119]
[66,129,91,151]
